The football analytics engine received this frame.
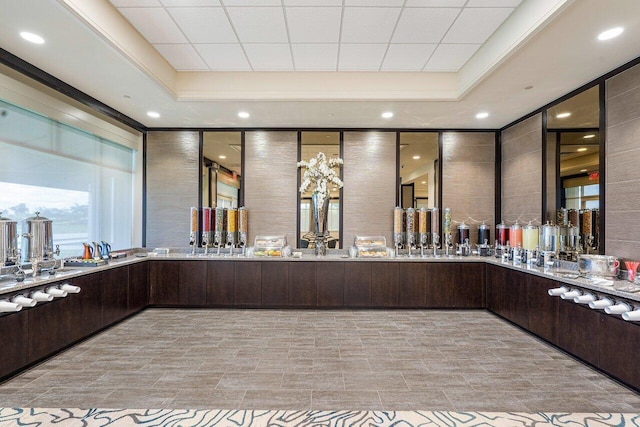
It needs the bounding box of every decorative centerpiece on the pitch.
[298,152,343,256]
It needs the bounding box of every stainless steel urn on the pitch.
[0,213,18,266]
[21,211,55,263]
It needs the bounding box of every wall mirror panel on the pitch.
[298,132,342,249]
[202,132,242,208]
[399,132,439,209]
[545,85,602,253]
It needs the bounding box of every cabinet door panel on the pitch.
[149,261,180,305]
[317,262,344,307]
[235,262,261,306]
[207,261,234,306]
[289,262,317,306]
[68,273,103,340]
[527,275,559,344]
[398,263,426,307]
[128,261,149,313]
[27,297,74,363]
[455,263,485,308]
[425,263,454,307]
[558,299,599,366]
[371,263,398,307]
[102,267,129,326]
[599,314,640,389]
[344,263,371,307]
[262,262,288,306]
[179,261,207,305]
[0,312,28,379]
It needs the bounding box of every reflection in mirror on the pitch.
[546,85,600,254]
[298,132,341,249]
[202,132,242,208]
[399,132,439,209]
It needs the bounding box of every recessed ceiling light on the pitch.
[598,27,624,41]
[123,94,131,99]
[381,112,394,119]
[412,155,420,160]
[147,111,160,118]
[577,147,587,152]
[475,112,489,119]
[580,169,588,172]
[20,31,44,44]
[238,111,250,119]
[524,85,533,90]
[219,155,226,159]
[556,112,571,119]
[421,181,426,184]
[583,134,595,139]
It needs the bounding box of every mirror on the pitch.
[546,85,601,253]
[298,132,341,249]
[202,132,242,208]
[399,132,439,209]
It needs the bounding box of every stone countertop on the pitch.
[1,250,639,304]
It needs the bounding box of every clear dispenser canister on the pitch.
[510,222,522,248]
[405,208,416,246]
[457,222,470,245]
[443,208,452,237]
[202,207,211,232]
[190,207,198,235]
[496,222,509,247]
[393,207,403,247]
[418,208,429,234]
[238,207,248,234]
[522,221,539,251]
[478,222,490,245]
[431,207,439,234]
[540,222,559,252]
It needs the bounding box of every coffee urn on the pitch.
[21,212,59,271]
[0,213,18,266]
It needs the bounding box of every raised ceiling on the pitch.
[109,0,521,72]
[1,0,640,129]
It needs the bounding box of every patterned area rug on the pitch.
[0,408,638,426]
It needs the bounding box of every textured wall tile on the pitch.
[244,131,298,244]
[606,63,640,100]
[606,119,640,155]
[607,149,640,184]
[146,131,199,248]
[502,115,541,145]
[343,132,396,247]
[605,85,640,127]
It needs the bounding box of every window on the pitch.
[0,99,135,259]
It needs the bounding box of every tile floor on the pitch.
[1,309,639,412]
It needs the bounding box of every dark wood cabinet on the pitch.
[486,264,528,329]
[128,261,148,313]
[317,262,344,307]
[0,311,28,379]
[398,263,426,307]
[598,314,640,388]
[179,261,207,305]
[261,262,288,306]
[149,261,180,305]
[207,261,234,306]
[235,262,261,306]
[454,263,485,308]
[67,272,103,341]
[27,295,75,363]
[558,298,600,367]
[289,262,316,306]
[101,267,129,326]
[371,262,398,307]
[344,263,371,307]
[527,274,559,344]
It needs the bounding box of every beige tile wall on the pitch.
[501,114,542,225]
[442,132,495,245]
[146,131,199,248]
[244,131,298,245]
[605,62,640,260]
[342,131,397,247]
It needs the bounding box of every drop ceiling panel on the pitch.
[425,44,481,71]
[442,8,514,44]
[111,0,161,6]
[226,7,288,43]
[285,7,342,43]
[222,0,281,6]
[292,44,339,71]
[284,0,342,5]
[244,44,293,71]
[339,44,387,71]
[392,8,461,43]
[161,0,221,5]
[341,7,401,43]
[405,0,465,6]
[118,8,188,44]
[195,44,251,70]
[382,44,437,71]
[345,0,405,6]
[467,0,523,7]
[167,7,236,43]
[154,44,209,70]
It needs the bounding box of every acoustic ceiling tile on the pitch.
[341,7,402,43]
[160,0,221,5]
[345,0,405,6]
[286,7,342,43]
[110,0,161,6]
[118,8,188,44]
[466,0,522,6]
[195,43,251,70]
[244,44,294,70]
[154,44,209,70]
[424,43,480,71]
[221,0,281,5]
[168,7,236,43]
[226,7,288,43]
[338,44,387,70]
[404,0,465,5]
[442,7,514,43]
[381,44,436,71]
[284,0,341,4]
[292,44,339,70]
[392,7,460,43]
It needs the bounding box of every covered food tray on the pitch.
[354,236,388,258]
[253,235,286,257]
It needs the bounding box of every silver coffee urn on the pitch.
[0,212,18,267]
[21,212,59,273]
